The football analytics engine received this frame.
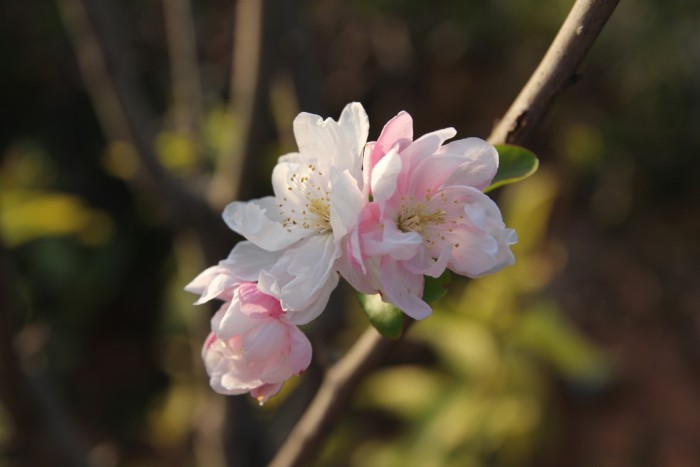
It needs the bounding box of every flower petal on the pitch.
[223,197,306,251]
[379,257,432,320]
[284,269,339,325]
[257,235,339,323]
[329,168,364,241]
[370,145,402,206]
[338,102,370,170]
[221,241,282,281]
[287,325,313,374]
[444,190,517,277]
[440,137,499,190]
[370,110,413,170]
[293,105,366,175]
[365,221,422,260]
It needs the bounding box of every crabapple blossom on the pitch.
[342,111,517,320]
[222,103,369,324]
[187,103,524,400]
[198,282,312,404]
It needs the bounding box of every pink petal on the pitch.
[440,137,499,191]
[287,325,313,374]
[370,111,413,170]
[379,257,432,320]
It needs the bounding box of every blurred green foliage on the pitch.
[315,171,609,466]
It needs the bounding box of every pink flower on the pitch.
[341,111,517,320]
[201,282,312,404]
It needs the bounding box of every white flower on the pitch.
[222,103,369,324]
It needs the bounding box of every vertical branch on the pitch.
[208,0,271,208]
[162,0,204,143]
[57,0,229,262]
[0,241,91,467]
[267,1,622,466]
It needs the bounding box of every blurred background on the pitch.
[1,0,700,466]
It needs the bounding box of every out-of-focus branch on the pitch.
[162,0,203,143]
[0,240,91,467]
[268,1,621,466]
[488,0,621,146]
[208,0,271,208]
[269,325,406,467]
[57,0,227,262]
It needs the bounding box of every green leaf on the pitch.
[423,270,452,303]
[358,293,404,339]
[485,144,539,193]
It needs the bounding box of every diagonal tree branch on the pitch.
[488,0,621,145]
[268,1,621,466]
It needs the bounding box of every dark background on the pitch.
[1,0,699,466]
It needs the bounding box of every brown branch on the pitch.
[268,1,621,466]
[488,0,621,146]
[0,241,92,467]
[208,0,272,208]
[269,325,406,467]
[57,0,230,263]
[162,0,204,144]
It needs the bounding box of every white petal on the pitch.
[329,168,364,241]
[338,102,370,169]
[221,241,282,281]
[284,271,339,325]
[258,235,339,322]
[293,110,362,175]
[370,145,402,205]
[193,271,236,305]
[271,159,307,204]
[184,265,233,299]
[223,197,305,251]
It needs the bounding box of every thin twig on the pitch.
[488,0,621,146]
[208,0,271,209]
[269,326,404,467]
[268,1,621,466]
[162,0,204,148]
[57,0,229,262]
[0,241,92,467]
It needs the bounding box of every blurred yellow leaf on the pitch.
[359,365,447,419]
[102,140,140,180]
[156,131,199,174]
[0,189,113,247]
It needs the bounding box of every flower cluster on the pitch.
[186,103,516,403]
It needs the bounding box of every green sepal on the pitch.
[485,144,539,193]
[358,293,404,339]
[422,270,452,303]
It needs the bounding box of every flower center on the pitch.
[396,200,445,234]
[279,164,332,234]
[395,189,464,254]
